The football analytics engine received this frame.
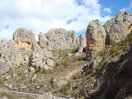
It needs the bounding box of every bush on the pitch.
[95,64,101,71]
[62,80,71,95]
[55,62,60,67]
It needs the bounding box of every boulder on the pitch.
[104,12,132,45]
[46,59,54,67]
[29,51,54,71]
[38,28,79,50]
[13,27,40,52]
[38,32,51,49]
[78,34,86,53]
[86,19,106,60]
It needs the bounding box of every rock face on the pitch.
[39,28,79,50]
[0,40,22,74]
[78,34,86,53]
[0,59,9,74]
[86,19,106,60]
[104,12,132,45]
[29,51,54,71]
[13,27,40,51]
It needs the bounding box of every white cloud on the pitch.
[120,0,132,12]
[104,8,112,13]
[0,0,112,40]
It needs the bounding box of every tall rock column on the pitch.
[78,34,86,53]
[86,19,106,60]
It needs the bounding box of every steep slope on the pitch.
[64,33,132,99]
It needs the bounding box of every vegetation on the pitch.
[71,47,79,54]
[95,64,101,71]
[61,60,69,68]
[127,30,132,41]
[61,80,71,95]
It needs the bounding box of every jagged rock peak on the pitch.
[104,11,132,45]
[39,28,79,50]
[13,27,40,52]
[86,19,106,60]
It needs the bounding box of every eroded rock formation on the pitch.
[39,28,79,50]
[0,40,22,74]
[78,34,86,53]
[86,19,106,60]
[13,27,40,51]
[104,12,132,45]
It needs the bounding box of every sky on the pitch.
[0,0,132,40]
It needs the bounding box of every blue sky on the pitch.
[0,0,132,40]
[100,0,132,16]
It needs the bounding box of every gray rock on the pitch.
[38,32,51,49]
[29,51,54,71]
[39,28,79,50]
[0,59,9,74]
[13,27,41,52]
[104,12,132,45]
[86,19,106,60]
[78,34,86,53]
[46,59,54,67]
[0,40,22,70]
[28,67,35,73]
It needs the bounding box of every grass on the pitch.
[41,69,53,74]
[61,80,71,95]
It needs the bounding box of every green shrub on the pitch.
[42,58,45,62]
[95,64,101,71]
[62,80,71,95]
[17,71,22,76]
[55,62,60,67]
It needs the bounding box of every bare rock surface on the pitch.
[39,28,79,50]
[0,40,22,74]
[13,27,40,52]
[78,34,86,53]
[29,51,54,71]
[104,12,132,45]
[86,19,106,59]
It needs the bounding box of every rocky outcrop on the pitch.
[86,19,106,60]
[13,27,40,52]
[78,34,86,53]
[29,51,54,71]
[104,12,132,45]
[39,28,79,50]
[74,33,132,98]
[0,59,9,74]
[0,40,22,74]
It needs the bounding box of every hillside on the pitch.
[0,12,132,99]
